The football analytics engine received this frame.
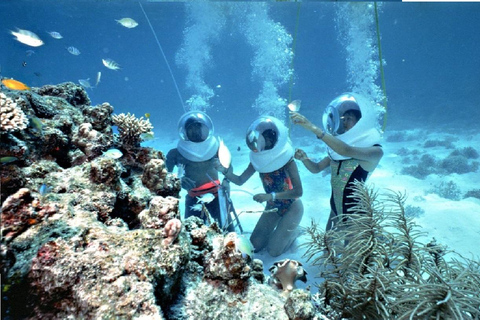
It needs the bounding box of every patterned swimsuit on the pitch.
[259,160,295,216]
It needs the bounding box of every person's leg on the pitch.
[325,210,337,231]
[267,199,304,257]
[250,206,281,253]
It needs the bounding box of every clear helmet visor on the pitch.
[178,111,214,142]
[246,117,280,153]
[322,93,361,135]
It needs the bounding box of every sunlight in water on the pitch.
[336,3,385,112]
[176,3,227,111]
[176,3,293,119]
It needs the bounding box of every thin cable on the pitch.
[139,1,186,112]
[374,2,388,131]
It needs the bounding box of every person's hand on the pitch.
[253,193,272,203]
[294,148,308,161]
[290,112,314,130]
[213,158,230,175]
[181,176,196,190]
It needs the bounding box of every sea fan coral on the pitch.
[112,112,153,148]
[0,92,28,132]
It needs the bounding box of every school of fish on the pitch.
[5,17,138,90]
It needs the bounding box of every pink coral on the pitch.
[162,218,182,246]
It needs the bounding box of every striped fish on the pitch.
[102,58,120,71]
[66,46,81,55]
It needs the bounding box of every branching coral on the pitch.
[112,112,153,148]
[303,181,480,319]
[1,92,28,132]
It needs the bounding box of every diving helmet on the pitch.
[247,116,294,173]
[322,93,383,161]
[177,111,219,162]
[178,111,214,142]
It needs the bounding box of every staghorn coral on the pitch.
[0,92,28,132]
[112,112,153,148]
[302,181,480,319]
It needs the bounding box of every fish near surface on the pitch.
[11,28,44,47]
[78,78,93,89]
[67,46,81,55]
[102,59,120,71]
[116,18,138,28]
[47,31,63,39]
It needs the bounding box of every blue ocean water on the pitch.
[1,1,479,139]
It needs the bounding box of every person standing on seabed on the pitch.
[290,93,384,231]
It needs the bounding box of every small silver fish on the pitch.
[25,50,35,57]
[11,28,44,47]
[190,204,203,212]
[78,78,93,89]
[102,148,123,159]
[47,31,63,39]
[67,46,81,55]
[116,18,138,28]
[95,71,102,87]
[102,58,120,70]
[176,163,185,179]
[197,193,215,204]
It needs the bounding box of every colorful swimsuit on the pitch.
[259,160,295,216]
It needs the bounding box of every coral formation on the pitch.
[112,112,153,148]
[2,82,320,320]
[142,158,181,197]
[0,92,28,132]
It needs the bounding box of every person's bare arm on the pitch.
[295,149,330,173]
[224,163,256,186]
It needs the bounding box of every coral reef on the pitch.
[142,158,181,197]
[302,181,480,319]
[0,92,28,132]
[1,83,320,320]
[112,112,153,149]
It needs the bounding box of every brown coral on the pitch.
[0,92,28,132]
[142,159,181,197]
[112,112,153,148]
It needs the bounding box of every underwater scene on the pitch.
[1,1,480,319]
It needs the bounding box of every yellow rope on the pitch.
[374,2,388,131]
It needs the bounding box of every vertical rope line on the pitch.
[374,2,388,131]
[139,1,186,112]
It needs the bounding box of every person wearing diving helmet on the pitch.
[166,111,234,230]
[216,116,304,257]
[290,93,384,231]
